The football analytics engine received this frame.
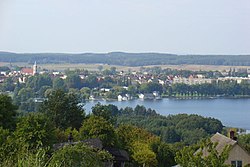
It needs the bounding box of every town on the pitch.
[1,62,250,109]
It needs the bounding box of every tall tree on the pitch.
[49,143,112,167]
[65,74,82,89]
[132,142,158,167]
[79,116,116,147]
[116,125,159,166]
[91,103,119,125]
[150,141,176,167]
[14,113,56,150]
[39,89,85,130]
[0,77,15,92]
[0,94,18,130]
[238,134,250,153]
[26,74,52,92]
[53,77,66,90]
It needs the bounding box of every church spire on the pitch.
[33,61,38,75]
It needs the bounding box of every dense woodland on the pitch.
[1,51,250,66]
[118,106,223,145]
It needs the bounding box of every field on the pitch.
[1,62,250,72]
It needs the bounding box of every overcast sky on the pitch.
[0,0,249,54]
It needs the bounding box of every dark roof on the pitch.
[82,138,103,150]
[104,147,129,161]
[53,138,103,150]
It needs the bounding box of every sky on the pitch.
[0,0,250,54]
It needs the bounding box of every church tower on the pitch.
[33,61,38,75]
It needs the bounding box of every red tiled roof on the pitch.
[21,68,33,74]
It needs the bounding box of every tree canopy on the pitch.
[0,94,18,130]
[39,89,85,130]
[79,116,116,147]
[14,113,56,150]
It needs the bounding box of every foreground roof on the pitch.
[210,132,237,154]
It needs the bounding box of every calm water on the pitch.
[84,98,250,130]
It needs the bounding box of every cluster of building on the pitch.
[0,62,38,83]
[1,63,250,101]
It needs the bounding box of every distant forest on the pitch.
[0,51,250,66]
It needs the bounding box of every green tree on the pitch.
[91,103,119,125]
[38,85,51,97]
[15,87,36,112]
[160,126,181,143]
[84,75,99,88]
[53,127,80,143]
[0,94,18,130]
[79,116,116,147]
[116,124,160,153]
[100,76,115,88]
[238,134,250,153]
[53,77,66,90]
[0,77,15,92]
[80,87,91,99]
[26,74,52,92]
[139,82,163,93]
[49,143,112,167]
[110,67,117,75]
[39,89,85,130]
[103,69,114,75]
[0,127,14,164]
[65,74,82,89]
[150,141,175,167]
[14,113,56,150]
[127,85,137,96]
[17,88,34,102]
[132,142,158,167]
[117,112,223,145]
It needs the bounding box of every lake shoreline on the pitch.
[84,98,250,131]
[86,95,250,102]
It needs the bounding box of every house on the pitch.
[20,67,33,75]
[100,88,111,92]
[118,94,131,101]
[20,62,38,76]
[205,132,250,166]
[117,95,123,101]
[153,91,161,100]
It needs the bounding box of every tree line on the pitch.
[1,51,250,66]
[169,80,250,97]
[118,105,223,145]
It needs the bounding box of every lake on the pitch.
[84,98,250,130]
